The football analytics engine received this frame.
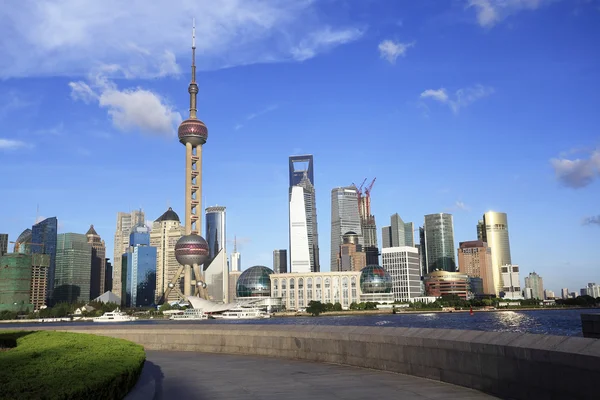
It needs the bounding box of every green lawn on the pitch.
[0,331,145,400]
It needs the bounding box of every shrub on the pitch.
[0,330,145,400]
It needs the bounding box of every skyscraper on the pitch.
[0,234,7,256]
[382,214,415,249]
[289,155,320,272]
[423,213,456,273]
[337,232,367,272]
[273,249,287,273]
[404,222,415,247]
[357,178,379,265]
[104,258,113,292]
[86,225,106,300]
[125,224,157,307]
[458,240,494,295]
[13,229,32,254]
[150,207,184,303]
[331,185,362,271]
[381,247,422,302]
[230,236,241,272]
[113,210,145,300]
[31,217,57,301]
[524,272,544,300]
[205,206,226,263]
[54,233,92,303]
[164,20,211,302]
[478,211,512,296]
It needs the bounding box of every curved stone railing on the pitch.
[37,325,599,399]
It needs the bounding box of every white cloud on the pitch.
[378,40,415,64]
[0,0,365,78]
[0,138,29,150]
[550,149,600,189]
[420,84,494,114]
[69,76,182,136]
[235,104,279,130]
[466,0,553,28]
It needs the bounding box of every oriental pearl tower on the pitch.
[163,20,210,301]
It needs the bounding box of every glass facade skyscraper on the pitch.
[478,211,512,296]
[331,185,362,271]
[423,213,456,274]
[205,206,226,265]
[31,217,57,301]
[126,225,157,307]
[54,233,92,303]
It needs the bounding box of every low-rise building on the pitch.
[424,270,470,300]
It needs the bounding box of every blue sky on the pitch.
[1,0,599,294]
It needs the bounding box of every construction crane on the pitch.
[364,178,376,198]
[9,241,45,253]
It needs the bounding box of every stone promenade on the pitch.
[127,351,497,400]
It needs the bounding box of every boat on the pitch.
[212,305,271,320]
[169,308,208,321]
[93,308,138,323]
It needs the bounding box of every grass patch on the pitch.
[0,331,145,400]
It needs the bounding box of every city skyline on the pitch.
[1,1,599,294]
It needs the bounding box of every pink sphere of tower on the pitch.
[175,234,209,266]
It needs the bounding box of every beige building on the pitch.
[86,225,106,298]
[150,208,184,303]
[477,211,512,296]
[228,270,242,303]
[270,271,361,310]
[337,232,367,272]
[113,209,145,300]
[458,240,494,295]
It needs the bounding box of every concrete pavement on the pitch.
[127,351,497,400]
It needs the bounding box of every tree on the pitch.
[306,301,325,316]
[333,302,342,311]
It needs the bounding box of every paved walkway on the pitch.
[127,351,497,400]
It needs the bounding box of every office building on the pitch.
[561,288,570,299]
[273,249,287,274]
[228,270,242,303]
[230,237,241,272]
[586,283,600,298]
[418,227,426,275]
[31,217,57,301]
[125,224,157,307]
[477,211,512,296]
[382,214,415,249]
[524,272,544,300]
[357,179,379,265]
[337,232,367,272]
[86,225,106,300]
[205,206,226,264]
[457,240,494,295]
[500,264,522,300]
[331,185,362,271]
[271,271,361,310]
[424,270,470,300]
[54,233,92,303]
[381,246,422,302]
[544,289,555,300]
[30,254,50,311]
[104,258,113,292]
[150,207,184,303]
[423,213,456,274]
[523,287,533,299]
[289,155,320,272]
[0,234,7,256]
[0,253,34,311]
[113,210,145,300]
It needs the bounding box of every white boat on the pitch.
[169,308,208,321]
[93,308,138,323]
[212,305,271,320]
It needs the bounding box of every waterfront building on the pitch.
[500,264,522,300]
[331,185,362,271]
[228,270,242,303]
[418,227,426,275]
[125,224,157,307]
[477,211,512,296]
[31,217,58,301]
[523,287,533,299]
[271,270,361,310]
[236,266,283,310]
[468,277,484,298]
[230,236,241,272]
[289,155,320,273]
[0,234,7,256]
[150,207,184,303]
[54,233,92,303]
[561,288,569,299]
[423,213,456,273]
[586,283,600,298]
[104,258,113,292]
[424,270,469,300]
[86,225,106,300]
[336,231,367,272]
[205,206,226,264]
[544,289,556,300]
[13,228,32,254]
[381,246,421,302]
[382,214,415,249]
[273,249,287,274]
[524,272,544,300]
[580,288,588,296]
[359,265,394,304]
[457,240,494,295]
[204,247,229,303]
[0,253,34,311]
[113,209,145,300]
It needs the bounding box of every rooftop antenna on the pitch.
[234,235,237,253]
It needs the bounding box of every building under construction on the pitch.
[0,253,49,312]
[356,178,379,265]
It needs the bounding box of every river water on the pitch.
[2,309,594,337]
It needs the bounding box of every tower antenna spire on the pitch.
[234,235,237,253]
[188,18,198,119]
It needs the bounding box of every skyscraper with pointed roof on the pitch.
[86,224,106,299]
[113,210,145,302]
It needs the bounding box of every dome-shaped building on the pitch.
[360,265,392,294]
[236,265,274,298]
[14,228,32,254]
